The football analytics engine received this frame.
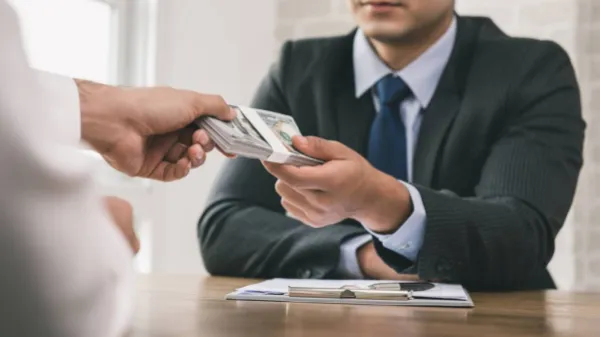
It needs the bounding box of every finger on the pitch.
[150,158,191,182]
[281,199,312,225]
[137,133,179,177]
[202,140,216,153]
[275,180,309,206]
[175,126,197,147]
[292,136,350,161]
[148,162,171,181]
[188,144,206,168]
[281,199,330,228]
[275,180,326,215]
[193,129,215,152]
[389,274,421,281]
[191,93,236,121]
[171,157,192,180]
[164,143,188,163]
[263,162,326,189]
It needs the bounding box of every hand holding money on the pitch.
[195,105,323,166]
[262,136,412,233]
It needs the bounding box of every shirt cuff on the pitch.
[364,181,427,262]
[336,234,372,279]
[34,70,80,145]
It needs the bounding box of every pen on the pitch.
[368,282,435,292]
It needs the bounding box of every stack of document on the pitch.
[226,279,474,308]
[196,105,323,166]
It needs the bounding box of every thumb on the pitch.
[192,93,236,121]
[292,136,350,161]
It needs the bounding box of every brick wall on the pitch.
[274,0,600,291]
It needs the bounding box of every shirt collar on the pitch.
[353,16,457,108]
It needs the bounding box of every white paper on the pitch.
[236,278,469,301]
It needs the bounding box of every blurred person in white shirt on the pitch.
[0,1,234,336]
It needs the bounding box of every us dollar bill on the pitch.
[196,105,323,166]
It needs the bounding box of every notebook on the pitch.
[225,279,474,308]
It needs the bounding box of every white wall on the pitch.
[146,0,276,274]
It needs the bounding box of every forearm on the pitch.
[408,187,557,290]
[351,176,558,288]
[198,201,365,279]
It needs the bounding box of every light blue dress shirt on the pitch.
[337,17,457,278]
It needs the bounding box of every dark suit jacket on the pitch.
[198,16,585,291]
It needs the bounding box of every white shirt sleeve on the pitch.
[0,2,134,337]
[336,234,372,278]
[34,70,82,145]
[363,181,427,262]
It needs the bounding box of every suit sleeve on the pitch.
[198,42,366,279]
[0,2,133,337]
[375,41,585,291]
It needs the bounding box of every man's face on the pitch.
[348,0,454,43]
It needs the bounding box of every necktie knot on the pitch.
[376,74,411,106]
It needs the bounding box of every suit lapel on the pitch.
[334,83,376,157]
[321,31,376,157]
[412,17,479,187]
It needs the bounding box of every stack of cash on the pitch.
[196,105,323,166]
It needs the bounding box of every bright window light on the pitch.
[7,0,113,83]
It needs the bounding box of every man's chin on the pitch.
[362,28,410,44]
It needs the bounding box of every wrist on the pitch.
[352,172,412,234]
[76,79,126,154]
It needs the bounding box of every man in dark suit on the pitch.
[198,0,585,291]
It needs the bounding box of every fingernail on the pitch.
[198,131,210,146]
[196,151,204,161]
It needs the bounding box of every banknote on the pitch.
[254,109,321,162]
[196,105,323,166]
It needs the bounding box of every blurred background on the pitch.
[10,0,598,291]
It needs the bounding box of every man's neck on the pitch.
[370,14,454,71]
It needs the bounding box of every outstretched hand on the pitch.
[78,80,236,181]
[263,136,411,233]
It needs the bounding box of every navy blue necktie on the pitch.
[367,74,412,181]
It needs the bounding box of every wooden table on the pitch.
[131,275,600,337]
